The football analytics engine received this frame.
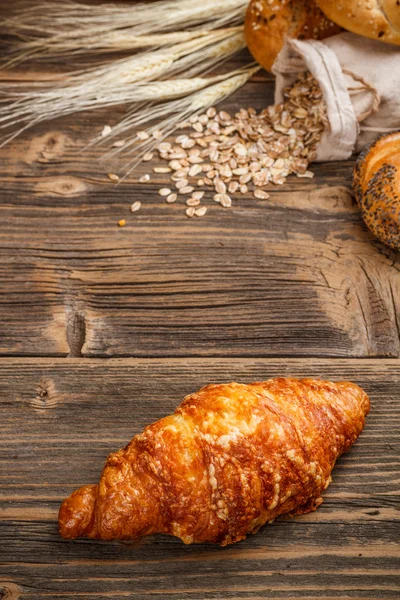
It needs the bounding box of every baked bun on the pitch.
[245,0,342,71]
[353,132,400,251]
[316,0,400,46]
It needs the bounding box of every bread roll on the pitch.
[245,0,341,71]
[353,131,400,251]
[316,0,400,45]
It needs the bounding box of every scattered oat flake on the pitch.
[195,206,207,217]
[101,125,112,137]
[143,152,153,162]
[189,164,203,177]
[153,167,172,174]
[219,111,231,121]
[113,140,125,148]
[220,194,232,208]
[140,174,150,183]
[254,190,270,200]
[135,71,326,219]
[131,201,141,213]
[179,186,195,195]
[192,191,205,201]
[214,178,226,194]
[159,188,171,196]
[108,173,119,182]
[137,130,150,140]
[175,179,188,190]
[158,142,172,153]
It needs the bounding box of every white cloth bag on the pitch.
[272,32,400,161]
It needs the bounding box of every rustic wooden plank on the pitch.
[0,80,398,359]
[1,358,399,599]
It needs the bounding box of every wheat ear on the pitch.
[1,0,248,66]
[0,30,246,147]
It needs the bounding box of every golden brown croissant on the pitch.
[59,378,369,546]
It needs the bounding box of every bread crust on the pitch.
[353,131,400,251]
[316,0,400,45]
[245,0,341,71]
[59,378,369,546]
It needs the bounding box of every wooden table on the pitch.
[0,13,399,599]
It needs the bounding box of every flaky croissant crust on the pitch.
[59,378,369,546]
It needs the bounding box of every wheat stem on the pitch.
[2,0,248,65]
[0,30,246,145]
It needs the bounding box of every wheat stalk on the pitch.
[0,0,255,177]
[0,30,246,146]
[2,0,248,65]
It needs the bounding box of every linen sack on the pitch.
[272,32,400,161]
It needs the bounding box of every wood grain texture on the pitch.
[1,358,399,600]
[0,88,398,359]
[0,30,398,359]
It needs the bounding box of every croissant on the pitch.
[59,378,370,546]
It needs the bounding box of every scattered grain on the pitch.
[195,206,208,217]
[214,178,226,194]
[137,72,326,217]
[254,189,270,200]
[130,201,141,213]
[169,160,182,171]
[220,194,232,208]
[192,191,205,201]
[179,186,195,195]
[228,181,239,194]
[153,167,172,173]
[175,178,189,190]
[189,164,203,177]
[101,125,112,137]
[164,193,176,204]
[186,197,201,207]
